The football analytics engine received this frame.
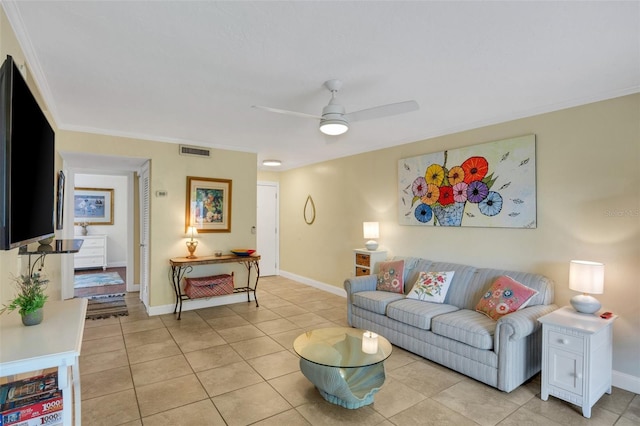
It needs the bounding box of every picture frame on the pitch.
[56,171,65,230]
[73,187,114,225]
[186,176,232,233]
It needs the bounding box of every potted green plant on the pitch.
[1,273,49,326]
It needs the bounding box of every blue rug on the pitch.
[74,272,124,288]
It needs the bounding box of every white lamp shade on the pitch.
[569,260,604,294]
[186,226,198,238]
[363,222,379,239]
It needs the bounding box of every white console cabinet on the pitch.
[538,306,617,418]
[74,234,107,270]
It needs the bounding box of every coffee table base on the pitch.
[299,358,386,409]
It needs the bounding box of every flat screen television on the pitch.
[0,55,55,250]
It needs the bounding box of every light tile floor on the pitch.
[79,276,640,425]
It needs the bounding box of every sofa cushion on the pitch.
[431,309,497,350]
[386,299,459,330]
[475,276,538,320]
[406,271,455,303]
[352,291,404,315]
[376,260,405,293]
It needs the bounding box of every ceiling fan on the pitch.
[253,79,419,136]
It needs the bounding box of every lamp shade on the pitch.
[363,222,379,239]
[186,226,198,239]
[569,260,604,294]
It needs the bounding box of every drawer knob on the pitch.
[576,373,583,379]
[560,339,569,345]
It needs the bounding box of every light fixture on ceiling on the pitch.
[262,159,282,167]
[319,119,349,136]
[319,101,349,135]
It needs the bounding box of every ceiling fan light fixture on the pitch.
[262,159,282,166]
[319,119,349,136]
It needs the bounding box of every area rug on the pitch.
[86,293,128,320]
[75,272,124,288]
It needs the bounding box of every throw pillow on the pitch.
[475,275,538,320]
[376,260,405,293]
[406,271,455,303]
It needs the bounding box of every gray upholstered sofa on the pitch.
[344,257,558,392]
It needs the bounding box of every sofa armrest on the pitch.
[496,304,559,342]
[344,275,378,297]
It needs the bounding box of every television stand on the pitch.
[18,239,83,275]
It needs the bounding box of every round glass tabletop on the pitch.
[293,327,392,368]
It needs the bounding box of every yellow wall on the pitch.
[278,94,640,379]
[57,131,257,307]
[0,9,63,302]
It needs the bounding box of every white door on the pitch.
[139,161,150,307]
[257,182,278,276]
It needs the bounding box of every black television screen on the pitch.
[0,55,55,250]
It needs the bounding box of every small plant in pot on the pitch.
[1,273,49,326]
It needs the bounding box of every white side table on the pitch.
[353,249,387,277]
[538,306,617,418]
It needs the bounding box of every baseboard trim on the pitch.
[278,270,346,298]
[147,293,256,317]
[613,370,640,394]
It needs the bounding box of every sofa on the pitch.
[344,257,558,392]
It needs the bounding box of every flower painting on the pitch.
[398,135,536,228]
[186,177,232,232]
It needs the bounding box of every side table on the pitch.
[538,306,617,418]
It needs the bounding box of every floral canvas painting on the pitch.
[398,135,536,228]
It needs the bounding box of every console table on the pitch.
[0,298,87,426]
[169,254,261,319]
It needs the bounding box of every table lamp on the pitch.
[186,226,198,258]
[363,222,379,251]
[569,260,604,314]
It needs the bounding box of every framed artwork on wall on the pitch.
[73,187,114,225]
[186,176,232,233]
[398,134,536,228]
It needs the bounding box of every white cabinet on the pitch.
[74,234,107,270]
[538,306,617,418]
[354,249,387,276]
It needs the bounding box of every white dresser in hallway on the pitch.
[74,234,107,270]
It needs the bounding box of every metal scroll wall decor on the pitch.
[398,135,536,228]
[304,195,316,225]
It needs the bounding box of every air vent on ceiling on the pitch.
[179,145,210,158]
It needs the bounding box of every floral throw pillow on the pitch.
[475,275,538,320]
[376,260,405,294]
[406,271,455,303]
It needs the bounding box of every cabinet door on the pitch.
[548,346,584,395]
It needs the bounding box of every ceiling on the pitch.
[3,1,639,171]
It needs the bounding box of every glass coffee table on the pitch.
[293,327,392,409]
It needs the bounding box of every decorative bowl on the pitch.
[231,249,256,257]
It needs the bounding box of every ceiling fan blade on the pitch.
[252,105,321,120]
[345,100,419,123]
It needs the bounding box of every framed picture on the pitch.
[74,187,114,225]
[398,135,536,228]
[186,176,232,233]
[56,171,65,230]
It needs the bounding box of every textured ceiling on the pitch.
[3,1,639,170]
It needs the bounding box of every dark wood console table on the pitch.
[169,254,261,319]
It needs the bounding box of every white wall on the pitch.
[73,174,128,267]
